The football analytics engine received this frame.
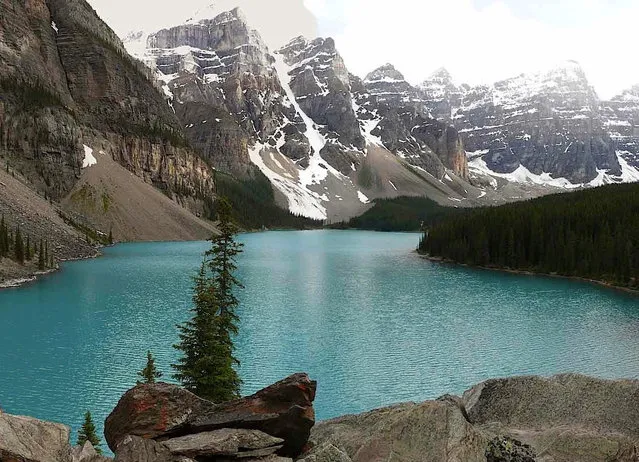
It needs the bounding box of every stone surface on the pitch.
[191,373,317,457]
[104,383,215,452]
[307,401,486,462]
[485,436,537,462]
[0,411,71,462]
[297,443,352,462]
[113,435,173,462]
[162,428,283,458]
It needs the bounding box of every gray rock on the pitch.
[71,442,112,462]
[297,443,352,462]
[308,401,486,462]
[0,411,71,462]
[162,428,283,458]
[113,435,173,462]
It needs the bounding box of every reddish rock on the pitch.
[104,374,317,458]
[190,373,317,457]
[104,383,214,452]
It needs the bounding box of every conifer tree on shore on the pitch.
[14,227,24,264]
[38,239,45,270]
[77,411,102,454]
[173,198,243,402]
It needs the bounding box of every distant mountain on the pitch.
[420,62,639,187]
[125,8,482,221]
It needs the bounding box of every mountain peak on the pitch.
[185,5,248,26]
[429,67,452,82]
[365,64,405,83]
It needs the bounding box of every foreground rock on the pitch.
[304,374,639,462]
[0,412,72,462]
[105,373,317,458]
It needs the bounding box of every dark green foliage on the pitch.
[0,78,65,110]
[14,227,24,264]
[77,411,102,454]
[420,183,639,289]
[59,212,111,246]
[25,235,31,261]
[137,351,162,384]
[0,215,8,257]
[173,198,243,402]
[108,227,114,245]
[209,171,323,230]
[334,196,457,231]
[38,239,45,271]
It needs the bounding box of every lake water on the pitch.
[0,230,638,447]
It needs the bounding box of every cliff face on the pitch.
[0,0,215,224]
[420,62,630,185]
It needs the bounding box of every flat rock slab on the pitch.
[162,428,283,458]
[0,412,71,462]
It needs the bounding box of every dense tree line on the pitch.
[332,196,457,232]
[210,170,323,231]
[1,214,55,268]
[420,184,639,289]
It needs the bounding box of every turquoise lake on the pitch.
[1,230,639,445]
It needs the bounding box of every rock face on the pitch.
[305,374,639,462]
[420,62,638,186]
[602,85,639,176]
[127,9,478,221]
[105,373,317,459]
[0,0,217,253]
[0,412,72,462]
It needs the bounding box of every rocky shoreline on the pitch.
[2,373,639,462]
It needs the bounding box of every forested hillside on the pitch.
[333,197,457,232]
[419,184,639,290]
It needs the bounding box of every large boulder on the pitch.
[0,411,71,462]
[463,374,639,462]
[190,373,316,457]
[112,435,174,462]
[485,436,537,462]
[105,373,316,458]
[297,442,352,462]
[104,383,215,451]
[306,401,486,462]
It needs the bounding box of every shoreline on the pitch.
[419,253,639,297]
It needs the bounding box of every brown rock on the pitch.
[297,443,352,462]
[71,442,112,462]
[190,373,317,457]
[104,383,215,452]
[162,429,283,458]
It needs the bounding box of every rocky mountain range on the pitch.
[124,8,488,221]
[420,62,639,187]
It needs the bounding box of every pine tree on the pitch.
[44,240,49,267]
[25,235,31,261]
[173,198,243,402]
[137,351,162,384]
[76,411,102,454]
[0,214,7,257]
[38,239,45,270]
[108,227,113,245]
[14,227,24,264]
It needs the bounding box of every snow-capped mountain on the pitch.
[124,7,478,221]
[420,62,639,187]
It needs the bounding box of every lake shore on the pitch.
[420,253,639,296]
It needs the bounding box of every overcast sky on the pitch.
[88,0,639,99]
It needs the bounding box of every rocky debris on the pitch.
[420,62,626,185]
[0,411,72,462]
[304,374,639,462]
[105,373,316,459]
[485,437,537,462]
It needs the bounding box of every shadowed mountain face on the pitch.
[0,0,218,264]
[420,62,639,185]
[128,9,473,221]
